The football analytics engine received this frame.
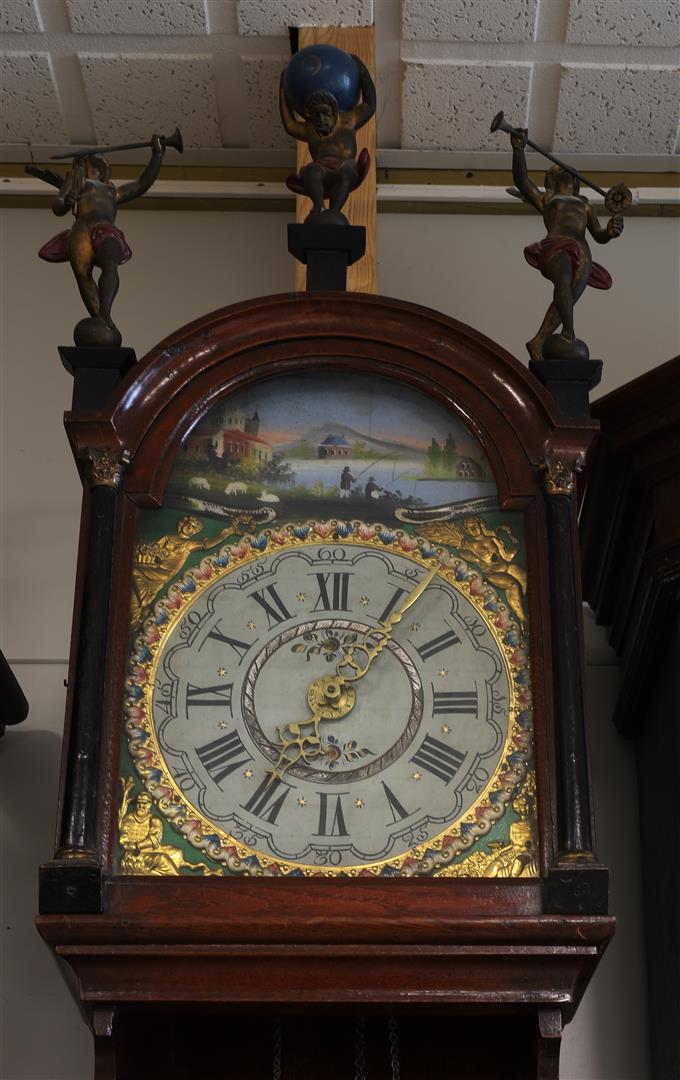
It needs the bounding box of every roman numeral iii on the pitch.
[432,690,478,717]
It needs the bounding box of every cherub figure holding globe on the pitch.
[279,46,376,225]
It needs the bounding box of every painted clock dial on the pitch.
[121,373,536,877]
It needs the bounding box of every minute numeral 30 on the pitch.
[410,734,465,785]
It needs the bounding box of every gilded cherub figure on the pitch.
[510,128,623,362]
[279,55,376,225]
[130,515,233,628]
[27,137,166,347]
[422,516,527,626]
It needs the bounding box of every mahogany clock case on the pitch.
[37,294,613,1073]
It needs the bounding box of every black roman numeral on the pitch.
[241,775,291,825]
[410,734,465,785]
[378,586,407,624]
[313,572,351,612]
[186,683,233,714]
[204,625,250,661]
[381,782,414,825]
[415,628,460,661]
[249,584,292,628]
[432,690,478,717]
[196,731,252,786]
[315,793,349,836]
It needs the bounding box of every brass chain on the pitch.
[354,1014,367,1080]
[272,1017,282,1080]
[388,1016,401,1080]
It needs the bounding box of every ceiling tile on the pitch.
[1,0,41,32]
[0,52,66,142]
[566,0,680,47]
[555,63,680,153]
[78,54,221,147]
[403,0,538,42]
[402,60,531,150]
[66,0,207,34]
[241,56,294,148]
[237,0,373,37]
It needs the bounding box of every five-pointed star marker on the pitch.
[297,797,307,807]
[441,724,451,735]
[243,769,253,779]
[217,666,227,677]
[438,669,448,678]
[411,621,421,632]
[355,798,364,809]
[360,595,370,606]
[297,592,305,602]
[412,771,422,781]
[246,620,256,630]
[218,720,229,730]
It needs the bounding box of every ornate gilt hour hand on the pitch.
[268,561,439,782]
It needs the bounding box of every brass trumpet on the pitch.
[490,111,632,214]
[51,127,183,160]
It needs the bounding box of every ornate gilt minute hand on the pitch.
[268,562,440,782]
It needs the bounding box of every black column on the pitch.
[543,463,609,914]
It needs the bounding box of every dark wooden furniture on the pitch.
[580,354,680,1079]
[38,294,614,1078]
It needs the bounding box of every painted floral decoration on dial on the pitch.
[122,519,534,877]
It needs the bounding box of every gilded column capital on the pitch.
[81,447,130,489]
[541,453,584,496]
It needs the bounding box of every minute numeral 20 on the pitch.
[432,690,478,717]
[196,731,252,786]
[415,628,460,661]
[313,572,351,612]
[410,734,465,785]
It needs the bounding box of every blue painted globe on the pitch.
[283,44,360,116]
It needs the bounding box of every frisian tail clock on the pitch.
[36,292,613,1079]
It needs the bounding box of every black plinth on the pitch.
[545,865,609,915]
[288,223,366,291]
[530,358,602,420]
[59,346,137,411]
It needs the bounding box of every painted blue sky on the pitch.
[205,372,485,455]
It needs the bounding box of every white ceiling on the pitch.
[1,0,678,171]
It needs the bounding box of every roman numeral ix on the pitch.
[186,682,234,714]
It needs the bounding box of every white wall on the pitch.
[3,205,674,1078]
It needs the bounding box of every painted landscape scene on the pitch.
[166,372,497,520]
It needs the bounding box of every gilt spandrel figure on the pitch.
[27,128,182,348]
[511,128,623,362]
[280,45,376,225]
